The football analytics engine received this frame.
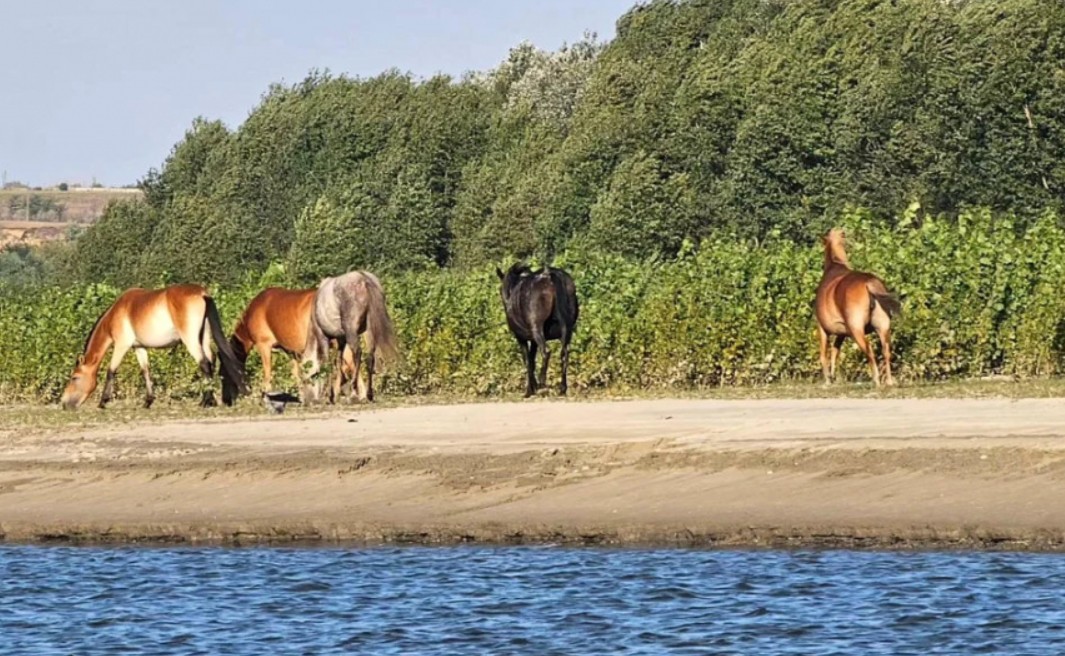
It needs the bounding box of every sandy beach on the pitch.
[4,397,1065,549]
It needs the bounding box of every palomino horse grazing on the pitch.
[814,228,902,386]
[60,285,247,409]
[221,287,355,406]
[309,271,398,402]
[496,263,579,397]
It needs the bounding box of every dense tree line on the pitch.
[64,0,1065,287]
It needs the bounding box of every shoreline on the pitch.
[5,398,1065,551]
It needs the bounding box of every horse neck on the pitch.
[81,313,114,370]
[823,245,851,272]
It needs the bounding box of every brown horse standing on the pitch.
[221,287,355,405]
[60,284,247,409]
[814,228,901,386]
[496,263,579,397]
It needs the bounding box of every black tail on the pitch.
[548,269,578,334]
[205,296,248,405]
[222,334,248,406]
[872,293,902,318]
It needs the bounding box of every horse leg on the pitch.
[817,326,830,384]
[331,337,346,404]
[300,350,323,404]
[349,341,365,401]
[289,357,304,397]
[301,326,327,403]
[532,327,550,393]
[99,341,131,408]
[180,331,216,407]
[366,349,376,402]
[830,335,845,381]
[850,329,881,386]
[522,340,537,398]
[878,327,895,386]
[201,320,215,379]
[257,343,273,392]
[559,326,571,396]
[135,347,154,408]
[342,317,373,401]
[871,302,895,386]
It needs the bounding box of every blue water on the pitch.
[2,546,1064,654]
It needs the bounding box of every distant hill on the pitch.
[0,187,141,225]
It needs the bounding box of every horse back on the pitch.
[508,271,579,341]
[102,285,206,347]
[241,287,316,353]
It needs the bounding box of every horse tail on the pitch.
[873,293,902,318]
[549,270,578,334]
[204,296,248,404]
[221,329,249,406]
[867,280,902,318]
[363,277,399,362]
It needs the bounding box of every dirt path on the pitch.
[4,398,1065,549]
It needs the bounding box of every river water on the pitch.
[1,545,1063,654]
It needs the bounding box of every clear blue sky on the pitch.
[1,0,633,187]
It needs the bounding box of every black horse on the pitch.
[496,263,579,397]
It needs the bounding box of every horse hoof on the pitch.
[200,393,218,408]
[144,397,155,409]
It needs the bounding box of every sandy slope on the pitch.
[4,398,1065,549]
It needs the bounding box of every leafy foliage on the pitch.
[9,211,1065,402]
[10,0,1065,400]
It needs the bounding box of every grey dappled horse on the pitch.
[308,271,398,402]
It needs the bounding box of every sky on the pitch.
[0,0,634,188]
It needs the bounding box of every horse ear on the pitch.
[495,267,505,280]
[77,354,85,366]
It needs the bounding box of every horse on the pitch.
[221,287,360,406]
[496,263,579,397]
[814,228,902,386]
[60,284,247,410]
[309,270,399,402]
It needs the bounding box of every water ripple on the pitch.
[1,546,1065,654]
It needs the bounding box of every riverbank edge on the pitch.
[2,521,1062,552]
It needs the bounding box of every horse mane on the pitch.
[81,311,105,354]
[77,309,111,366]
[823,230,851,270]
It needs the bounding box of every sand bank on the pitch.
[4,398,1065,550]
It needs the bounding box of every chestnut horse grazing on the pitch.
[309,271,398,403]
[60,284,247,410]
[221,287,355,406]
[814,229,901,386]
[496,263,579,397]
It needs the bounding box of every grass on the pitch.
[4,376,1065,435]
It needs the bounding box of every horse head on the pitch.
[822,228,851,270]
[495,263,533,303]
[60,354,97,410]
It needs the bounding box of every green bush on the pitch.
[6,210,1065,403]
